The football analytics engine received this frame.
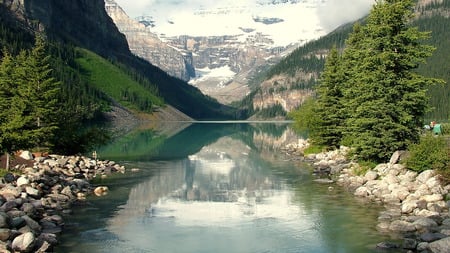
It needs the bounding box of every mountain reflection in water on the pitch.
[56,123,400,253]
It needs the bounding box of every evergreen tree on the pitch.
[0,35,61,168]
[340,0,443,162]
[0,49,34,168]
[18,35,60,149]
[310,46,345,149]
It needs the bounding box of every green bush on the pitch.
[405,133,450,175]
[441,123,450,135]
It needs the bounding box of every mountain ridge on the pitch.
[0,0,235,120]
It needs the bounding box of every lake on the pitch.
[54,122,401,253]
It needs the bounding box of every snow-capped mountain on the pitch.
[129,0,326,47]
[111,0,372,104]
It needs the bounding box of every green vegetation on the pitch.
[253,104,287,119]
[297,0,444,163]
[253,0,450,122]
[405,134,450,181]
[0,36,61,167]
[76,48,164,112]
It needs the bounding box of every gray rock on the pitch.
[420,232,447,242]
[429,237,450,253]
[11,217,26,229]
[12,231,35,252]
[417,242,429,251]
[0,213,9,228]
[22,215,41,233]
[389,220,416,232]
[25,187,40,198]
[403,238,418,250]
[21,203,35,216]
[376,241,399,249]
[413,217,438,231]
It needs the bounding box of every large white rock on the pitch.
[12,232,35,252]
[417,170,435,184]
[16,176,30,187]
[420,194,444,203]
[402,199,418,214]
[354,186,370,197]
[19,150,33,160]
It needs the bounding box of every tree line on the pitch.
[0,35,60,166]
[293,0,445,163]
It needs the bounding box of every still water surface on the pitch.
[55,123,400,253]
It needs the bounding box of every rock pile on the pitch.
[287,140,450,253]
[0,154,124,252]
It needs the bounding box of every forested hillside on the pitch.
[245,0,450,121]
[0,0,238,156]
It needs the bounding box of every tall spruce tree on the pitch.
[0,35,60,168]
[340,0,443,162]
[0,49,34,168]
[19,35,60,149]
[310,46,344,149]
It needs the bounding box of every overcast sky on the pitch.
[114,0,374,31]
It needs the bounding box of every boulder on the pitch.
[402,238,417,250]
[413,217,438,231]
[365,170,378,181]
[19,151,34,160]
[402,199,418,214]
[428,237,450,253]
[0,228,11,241]
[16,176,30,187]
[12,232,35,252]
[417,170,435,184]
[389,220,416,232]
[420,232,447,242]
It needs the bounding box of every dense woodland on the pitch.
[291,0,449,175]
[244,0,450,122]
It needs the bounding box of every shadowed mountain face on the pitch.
[0,0,236,120]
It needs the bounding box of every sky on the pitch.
[113,0,374,46]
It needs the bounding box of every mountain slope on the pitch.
[0,0,235,120]
[245,0,450,121]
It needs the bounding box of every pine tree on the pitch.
[19,35,60,149]
[310,46,345,149]
[340,0,444,162]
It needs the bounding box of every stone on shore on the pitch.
[0,152,130,252]
[12,232,35,252]
[429,237,450,253]
[284,139,450,253]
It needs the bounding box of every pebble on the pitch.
[0,153,127,252]
[285,139,450,253]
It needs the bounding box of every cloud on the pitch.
[317,0,374,31]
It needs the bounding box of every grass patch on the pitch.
[0,168,9,178]
[75,48,164,112]
[303,145,325,155]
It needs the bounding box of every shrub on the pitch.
[405,133,450,176]
[303,145,325,155]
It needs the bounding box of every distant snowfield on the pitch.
[189,66,236,87]
[115,0,374,47]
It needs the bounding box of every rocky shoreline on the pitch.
[0,152,124,252]
[283,139,450,253]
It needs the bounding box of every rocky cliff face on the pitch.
[1,0,131,59]
[104,0,195,81]
[167,34,285,104]
[252,72,316,112]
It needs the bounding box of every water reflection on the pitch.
[57,123,398,253]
